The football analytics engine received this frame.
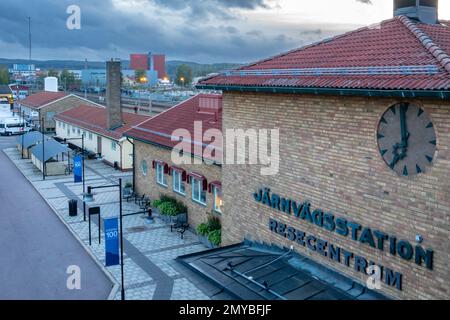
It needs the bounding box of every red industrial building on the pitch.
[130,52,166,80]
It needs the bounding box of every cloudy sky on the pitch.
[0,0,449,64]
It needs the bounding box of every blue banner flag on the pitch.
[74,155,83,183]
[104,218,120,267]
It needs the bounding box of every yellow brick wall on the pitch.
[221,91,450,300]
[41,95,99,131]
[134,140,222,229]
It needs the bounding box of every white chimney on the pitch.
[44,77,58,92]
[394,0,439,24]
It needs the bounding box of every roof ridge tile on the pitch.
[233,17,400,72]
[399,15,450,74]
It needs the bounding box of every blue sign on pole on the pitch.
[104,218,120,267]
[74,155,83,183]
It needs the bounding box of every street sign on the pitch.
[104,218,120,267]
[74,155,82,183]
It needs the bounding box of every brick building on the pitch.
[18,91,99,132]
[125,94,223,229]
[54,104,148,170]
[195,3,450,299]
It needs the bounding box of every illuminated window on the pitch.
[213,186,223,213]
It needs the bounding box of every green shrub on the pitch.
[152,199,163,208]
[207,216,221,231]
[157,194,187,215]
[158,202,178,216]
[196,223,210,236]
[124,182,133,188]
[175,201,188,214]
[160,194,176,203]
[208,230,221,246]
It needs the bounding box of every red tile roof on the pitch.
[199,17,450,92]
[19,91,69,109]
[54,105,150,140]
[125,94,222,161]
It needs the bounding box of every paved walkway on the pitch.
[3,147,211,300]
[0,145,113,300]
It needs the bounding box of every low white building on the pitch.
[54,104,149,170]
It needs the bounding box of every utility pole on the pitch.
[28,17,31,63]
[28,17,32,90]
[84,59,88,99]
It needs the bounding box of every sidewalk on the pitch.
[3,147,213,300]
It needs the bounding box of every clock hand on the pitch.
[389,103,410,169]
[400,103,409,155]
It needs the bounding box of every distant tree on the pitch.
[135,69,147,84]
[47,69,59,77]
[59,69,79,90]
[0,67,10,85]
[175,64,193,86]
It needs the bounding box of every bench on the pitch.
[170,213,189,239]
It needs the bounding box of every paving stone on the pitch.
[4,148,212,301]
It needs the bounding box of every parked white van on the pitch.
[0,117,30,135]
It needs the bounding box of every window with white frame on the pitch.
[111,141,117,151]
[141,160,148,176]
[62,122,66,129]
[213,186,223,213]
[172,170,185,195]
[156,163,167,186]
[192,178,206,205]
[72,126,76,133]
[77,128,81,135]
[89,132,93,140]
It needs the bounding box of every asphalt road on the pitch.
[0,135,113,300]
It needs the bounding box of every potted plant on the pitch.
[196,215,221,248]
[154,195,188,223]
[158,201,178,223]
[208,230,221,248]
[196,223,210,247]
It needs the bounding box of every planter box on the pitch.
[160,214,171,224]
[160,213,187,225]
[198,235,218,249]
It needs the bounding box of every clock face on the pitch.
[377,103,436,176]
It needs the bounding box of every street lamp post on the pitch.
[85,178,125,300]
[41,117,45,180]
[64,134,86,221]
[21,110,25,159]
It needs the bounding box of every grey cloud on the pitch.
[355,0,373,4]
[0,0,349,64]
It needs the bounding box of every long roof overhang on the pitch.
[196,84,450,100]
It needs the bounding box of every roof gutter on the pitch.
[196,84,450,100]
[125,133,222,167]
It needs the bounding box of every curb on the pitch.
[3,148,120,301]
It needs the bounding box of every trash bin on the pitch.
[69,199,78,217]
